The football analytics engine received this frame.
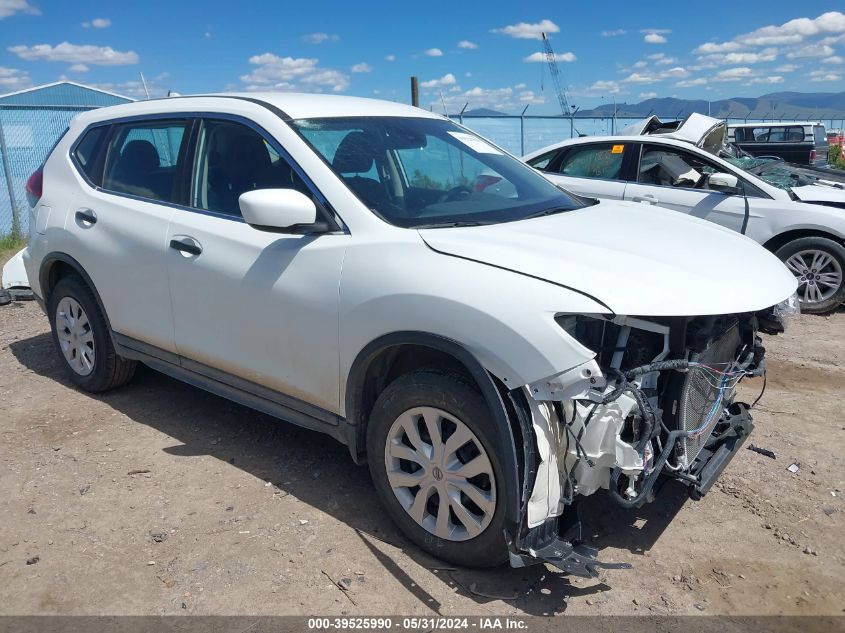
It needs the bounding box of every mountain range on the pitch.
[579,91,845,119]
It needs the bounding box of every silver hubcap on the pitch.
[785,249,843,305]
[55,297,95,376]
[384,407,496,542]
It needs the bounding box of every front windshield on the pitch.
[723,155,817,190]
[290,116,583,228]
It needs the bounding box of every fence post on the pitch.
[0,106,22,240]
[520,104,529,156]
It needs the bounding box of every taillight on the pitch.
[809,149,817,163]
[25,166,43,208]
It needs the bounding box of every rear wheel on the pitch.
[776,237,845,314]
[48,276,136,392]
[367,370,508,568]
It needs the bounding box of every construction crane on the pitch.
[541,32,578,137]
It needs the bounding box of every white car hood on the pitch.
[791,184,845,205]
[419,200,796,317]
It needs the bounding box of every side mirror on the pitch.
[239,189,323,233]
[708,172,741,195]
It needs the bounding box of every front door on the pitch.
[624,143,750,234]
[165,117,347,414]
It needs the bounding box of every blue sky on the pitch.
[0,0,843,114]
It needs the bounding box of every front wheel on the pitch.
[776,237,845,314]
[366,370,508,568]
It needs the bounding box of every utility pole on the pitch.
[410,76,419,107]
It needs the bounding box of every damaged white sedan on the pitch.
[24,94,797,577]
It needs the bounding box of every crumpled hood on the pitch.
[791,184,845,205]
[419,200,797,316]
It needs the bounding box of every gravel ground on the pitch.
[0,298,843,616]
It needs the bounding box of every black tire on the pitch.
[775,236,845,314]
[366,370,508,568]
[47,275,136,392]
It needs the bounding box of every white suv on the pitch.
[23,94,796,576]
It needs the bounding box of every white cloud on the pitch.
[775,63,800,72]
[714,66,755,81]
[424,48,443,57]
[822,55,844,64]
[8,42,139,65]
[68,63,89,73]
[302,32,339,44]
[644,32,667,44]
[750,76,784,84]
[82,17,111,28]
[385,54,395,62]
[693,41,742,54]
[632,60,648,69]
[601,29,626,37]
[518,90,545,104]
[241,53,349,92]
[676,77,708,88]
[810,69,842,81]
[588,80,620,95]
[523,51,576,63]
[640,91,658,98]
[738,11,845,47]
[420,73,456,88]
[90,75,169,99]
[492,19,559,40]
[350,62,371,73]
[431,85,517,111]
[648,53,677,65]
[701,48,778,65]
[457,40,477,49]
[513,82,526,89]
[621,72,658,84]
[0,0,39,19]
[0,65,31,90]
[620,66,688,85]
[787,43,834,58]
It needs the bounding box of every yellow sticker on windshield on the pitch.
[611,144,625,154]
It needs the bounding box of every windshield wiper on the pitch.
[414,220,492,229]
[523,206,571,220]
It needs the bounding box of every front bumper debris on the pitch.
[506,511,631,579]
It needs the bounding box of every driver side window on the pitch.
[638,145,720,190]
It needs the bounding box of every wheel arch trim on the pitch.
[39,252,117,346]
[344,330,522,523]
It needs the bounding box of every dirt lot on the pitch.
[1,297,843,617]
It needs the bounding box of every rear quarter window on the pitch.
[72,125,109,186]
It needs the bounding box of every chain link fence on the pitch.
[3,105,844,239]
[0,105,97,239]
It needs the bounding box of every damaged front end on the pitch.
[504,307,788,577]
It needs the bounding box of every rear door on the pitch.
[533,141,633,200]
[623,142,750,233]
[67,117,191,352]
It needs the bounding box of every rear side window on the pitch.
[73,125,109,186]
[555,143,625,180]
[768,126,805,142]
[102,119,190,203]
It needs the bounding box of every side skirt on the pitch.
[113,333,347,444]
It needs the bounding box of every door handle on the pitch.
[631,194,659,205]
[169,237,203,257]
[75,209,97,225]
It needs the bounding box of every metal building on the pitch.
[0,81,132,238]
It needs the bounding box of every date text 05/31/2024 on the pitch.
[307,617,529,630]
